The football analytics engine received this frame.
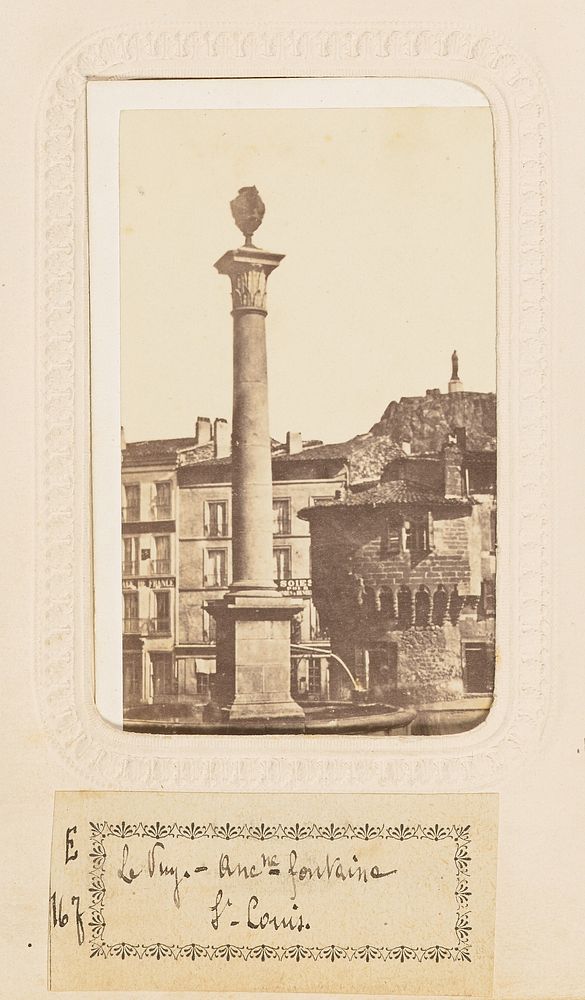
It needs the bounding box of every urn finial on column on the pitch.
[215,189,284,316]
[230,186,266,247]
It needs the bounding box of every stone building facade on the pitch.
[121,434,183,713]
[121,418,349,719]
[300,437,496,719]
[176,432,349,705]
[121,366,496,728]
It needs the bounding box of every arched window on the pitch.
[397,587,413,628]
[449,587,464,625]
[364,586,378,618]
[432,586,448,625]
[415,587,431,626]
[379,588,395,618]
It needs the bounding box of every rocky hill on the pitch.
[369,389,496,453]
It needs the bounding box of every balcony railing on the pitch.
[123,618,171,636]
[122,506,141,523]
[204,523,228,537]
[151,559,171,575]
[152,503,173,520]
[122,560,139,576]
[204,577,228,589]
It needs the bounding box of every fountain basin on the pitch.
[302,702,415,734]
[123,702,415,736]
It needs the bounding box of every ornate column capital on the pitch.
[214,246,285,316]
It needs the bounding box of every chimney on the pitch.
[120,425,126,452]
[401,441,411,455]
[286,431,303,455]
[443,440,465,497]
[195,416,212,445]
[214,418,230,459]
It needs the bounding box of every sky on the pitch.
[120,105,496,444]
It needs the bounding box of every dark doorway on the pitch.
[367,642,398,695]
[463,643,494,693]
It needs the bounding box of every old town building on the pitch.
[121,417,349,719]
[121,361,496,731]
[121,433,185,713]
[299,428,496,732]
[175,426,349,707]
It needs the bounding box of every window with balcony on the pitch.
[205,500,228,537]
[123,483,140,522]
[202,609,217,643]
[122,536,140,576]
[272,498,291,535]
[152,535,171,575]
[123,590,139,633]
[153,590,171,633]
[205,549,227,588]
[273,547,292,582]
[153,481,172,520]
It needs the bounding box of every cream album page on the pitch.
[1,1,584,998]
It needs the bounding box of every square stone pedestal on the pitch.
[206,592,306,732]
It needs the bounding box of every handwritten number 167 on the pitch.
[49,892,85,945]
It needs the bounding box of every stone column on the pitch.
[215,243,282,591]
[208,188,305,730]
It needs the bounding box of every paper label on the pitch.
[48,791,497,994]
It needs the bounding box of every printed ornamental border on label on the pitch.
[86,820,473,964]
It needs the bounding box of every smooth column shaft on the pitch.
[231,310,275,589]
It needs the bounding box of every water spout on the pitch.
[291,643,364,692]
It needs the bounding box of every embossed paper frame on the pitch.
[36,22,551,791]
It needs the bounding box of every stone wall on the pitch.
[309,502,494,706]
[392,624,463,703]
[310,506,474,620]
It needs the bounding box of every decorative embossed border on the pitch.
[87,819,472,964]
[36,21,551,790]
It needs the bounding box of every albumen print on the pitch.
[99,91,497,735]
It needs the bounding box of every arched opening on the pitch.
[415,586,431,626]
[397,586,413,628]
[379,587,395,619]
[449,587,464,625]
[364,586,378,618]
[432,585,448,625]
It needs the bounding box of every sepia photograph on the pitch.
[5,7,578,997]
[95,84,497,736]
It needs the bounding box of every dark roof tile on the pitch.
[123,436,199,466]
[299,479,471,518]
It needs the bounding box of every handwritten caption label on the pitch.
[49,792,497,995]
